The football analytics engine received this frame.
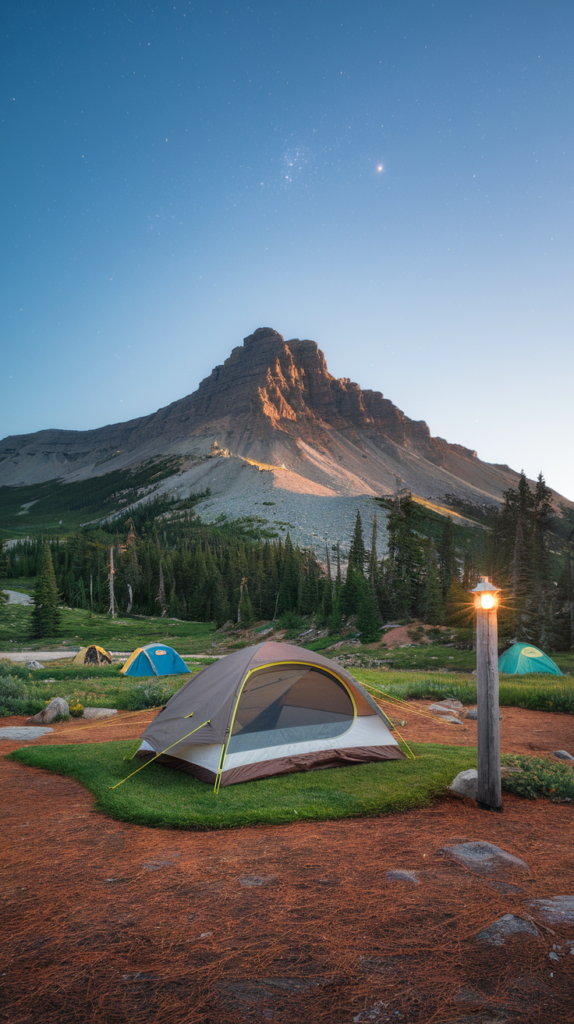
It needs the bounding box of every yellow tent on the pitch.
[73,645,113,666]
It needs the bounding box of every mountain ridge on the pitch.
[0,328,565,514]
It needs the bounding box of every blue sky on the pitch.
[2,1,573,498]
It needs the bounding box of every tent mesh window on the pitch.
[227,666,355,753]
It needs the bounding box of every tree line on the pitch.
[2,469,573,649]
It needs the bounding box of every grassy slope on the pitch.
[0,602,216,654]
[9,740,476,830]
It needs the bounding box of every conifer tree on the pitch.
[32,544,62,638]
[438,518,458,597]
[348,511,366,573]
[356,574,380,641]
[422,540,444,625]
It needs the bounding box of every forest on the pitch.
[2,472,573,650]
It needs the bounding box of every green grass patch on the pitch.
[9,740,477,830]
[352,668,574,715]
[501,755,574,803]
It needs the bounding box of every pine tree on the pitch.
[438,518,458,597]
[422,540,444,625]
[32,544,62,638]
[0,540,7,619]
[348,511,366,574]
[356,574,380,642]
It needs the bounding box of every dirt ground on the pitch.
[1,707,574,1024]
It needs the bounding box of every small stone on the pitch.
[465,707,503,720]
[26,660,44,670]
[27,697,69,724]
[82,707,118,719]
[437,714,464,725]
[528,896,574,925]
[386,870,419,884]
[549,951,560,961]
[449,769,478,800]
[440,841,530,875]
[239,875,277,887]
[475,914,539,946]
[0,726,53,740]
[434,698,464,709]
[553,750,574,761]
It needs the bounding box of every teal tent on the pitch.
[121,643,188,677]
[498,642,562,677]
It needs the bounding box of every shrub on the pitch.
[278,611,305,637]
[501,755,574,803]
[69,701,84,718]
[0,675,28,716]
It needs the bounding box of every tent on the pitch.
[121,643,188,677]
[136,641,404,787]
[498,642,563,676]
[73,645,113,666]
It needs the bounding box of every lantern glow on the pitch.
[480,592,496,610]
[471,576,500,611]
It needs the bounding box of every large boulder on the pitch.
[440,841,530,875]
[475,914,539,946]
[553,750,574,761]
[449,769,478,800]
[27,697,69,724]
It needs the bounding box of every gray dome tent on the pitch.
[136,641,404,788]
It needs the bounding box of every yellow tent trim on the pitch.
[120,648,144,675]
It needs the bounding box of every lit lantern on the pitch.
[471,576,500,611]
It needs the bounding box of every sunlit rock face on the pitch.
[0,327,539,510]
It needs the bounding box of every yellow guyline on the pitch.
[108,718,211,790]
[45,706,164,738]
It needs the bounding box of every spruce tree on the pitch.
[348,511,366,573]
[356,575,380,642]
[422,541,444,625]
[438,518,458,597]
[32,544,62,638]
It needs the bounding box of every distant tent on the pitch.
[136,641,404,787]
[121,643,188,677]
[498,642,563,676]
[73,645,113,666]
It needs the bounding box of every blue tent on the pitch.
[121,643,189,677]
[498,642,563,677]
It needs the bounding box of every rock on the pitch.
[487,880,524,895]
[433,698,464,710]
[27,697,69,724]
[475,914,539,946]
[465,707,503,720]
[0,726,53,740]
[440,841,530,875]
[449,769,478,800]
[553,750,574,761]
[429,703,460,715]
[386,869,419,884]
[528,896,574,925]
[436,714,464,725]
[26,660,44,670]
[82,707,118,719]
[239,875,277,887]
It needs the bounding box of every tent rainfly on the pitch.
[121,643,188,677]
[73,645,113,666]
[498,642,563,676]
[136,641,405,787]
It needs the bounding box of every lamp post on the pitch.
[470,576,502,812]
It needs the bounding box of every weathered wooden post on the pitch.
[471,576,502,811]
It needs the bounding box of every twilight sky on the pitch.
[2,1,573,499]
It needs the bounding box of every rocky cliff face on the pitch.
[0,327,534,506]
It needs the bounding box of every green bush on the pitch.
[278,611,306,637]
[379,678,574,715]
[501,755,574,803]
[0,674,28,716]
[121,683,178,711]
